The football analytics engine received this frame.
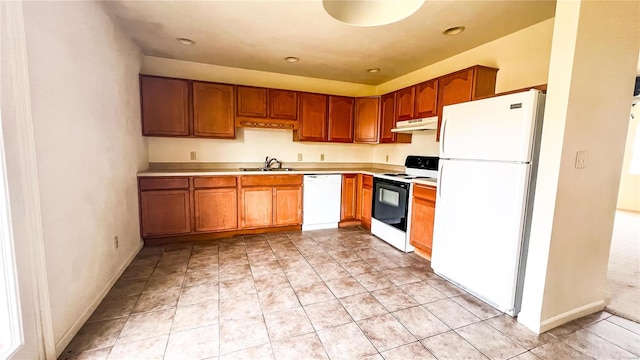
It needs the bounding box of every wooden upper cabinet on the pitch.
[295,93,328,142]
[192,82,235,138]
[269,90,297,120]
[140,76,189,136]
[379,92,396,143]
[414,79,438,118]
[341,174,358,221]
[328,96,355,143]
[236,86,267,118]
[395,86,416,121]
[437,66,498,141]
[354,97,380,144]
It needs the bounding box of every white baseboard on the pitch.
[518,299,606,334]
[54,241,144,356]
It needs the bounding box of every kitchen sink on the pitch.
[240,167,297,172]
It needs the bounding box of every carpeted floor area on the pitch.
[606,210,640,322]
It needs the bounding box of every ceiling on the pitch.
[103,1,557,85]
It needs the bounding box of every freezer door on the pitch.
[439,90,543,162]
[431,160,530,313]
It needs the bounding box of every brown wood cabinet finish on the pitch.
[140,190,191,237]
[193,176,236,189]
[409,184,437,259]
[269,90,297,120]
[414,79,438,118]
[140,76,190,136]
[395,86,416,121]
[294,93,328,142]
[239,186,273,228]
[341,174,359,221]
[139,177,189,191]
[273,186,302,226]
[236,86,267,118]
[379,93,396,144]
[361,175,373,228]
[436,66,498,141]
[192,82,235,138]
[328,96,355,143]
[194,188,238,232]
[354,97,380,144]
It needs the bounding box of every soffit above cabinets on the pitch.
[102,0,556,85]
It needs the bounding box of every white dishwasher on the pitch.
[302,174,342,231]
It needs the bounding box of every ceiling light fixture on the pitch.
[176,37,195,45]
[323,0,424,27]
[367,68,380,73]
[284,56,300,63]
[443,26,466,36]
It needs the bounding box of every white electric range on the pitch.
[371,156,439,252]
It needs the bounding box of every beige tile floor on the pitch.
[60,228,640,360]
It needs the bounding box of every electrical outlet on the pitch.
[190,151,197,161]
[575,151,588,169]
[113,236,119,249]
[385,155,389,163]
[320,154,325,161]
[297,153,303,161]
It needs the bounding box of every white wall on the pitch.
[617,105,640,212]
[519,0,640,332]
[22,1,147,352]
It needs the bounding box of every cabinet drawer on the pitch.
[273,175,302,186]
[193,176,237,189]
[362,175,373,189]
[413,184,436,202]
[240,175,275,187]
[139,177,189,190]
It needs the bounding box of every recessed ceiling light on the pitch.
[176,37,195,45]
[285,56,300,63]
[367,68,381,73]
[323,0,425,27]
[443,26,465,36]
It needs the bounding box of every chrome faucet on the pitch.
[264,156,282,169]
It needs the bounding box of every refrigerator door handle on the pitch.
[437,163,444,199]
[439,115,448,155]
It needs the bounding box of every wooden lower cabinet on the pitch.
[273,186,302,226]
[194,188,237,232]
[239,186,274,228]
[140,190,191,237]
[361,175,373,228]
[341,174,359,221]
[409,184,437,259]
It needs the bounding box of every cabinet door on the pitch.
[395,86,416,121]
[193,82,235,138]
[295,93,328,142]
[328,96,355,143]
[236,86,267,117]
[140,190,191,237]
[409,188,436,259]
[437,68,473,141]
[341,174,358,221]
[414,79,438,118]
[269,90,297,120]
[360,175,373,228]
[273,186,302,226]
[354,97,380,144]
[379,92,396,143]
[140,76,189,136]
[194,188,238,232]
[239,187,273,228]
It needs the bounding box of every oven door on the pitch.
[372,177,410,232]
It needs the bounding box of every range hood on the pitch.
[391,116,438,133]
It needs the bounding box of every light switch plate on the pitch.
[575,151,587,169]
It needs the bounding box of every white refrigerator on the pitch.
[431,89,545,316]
